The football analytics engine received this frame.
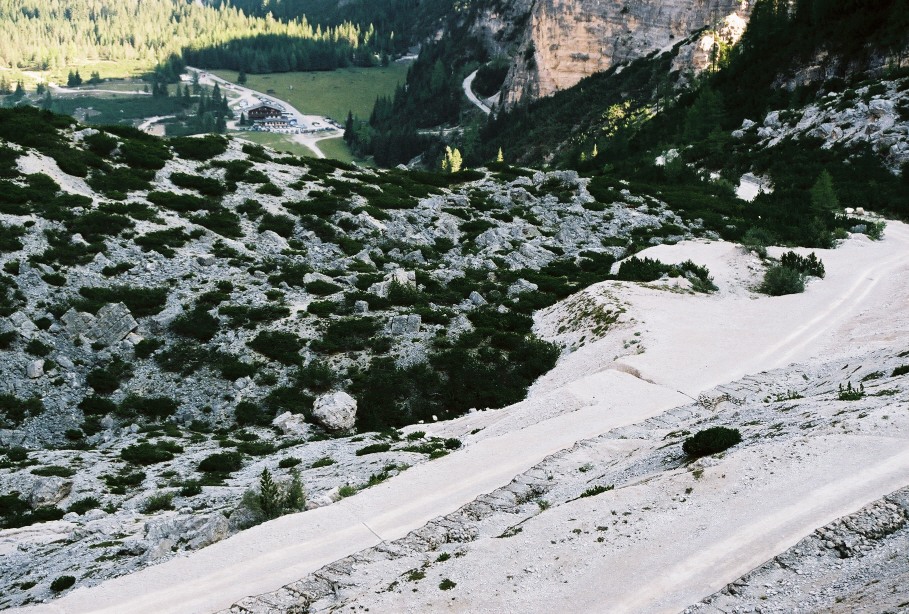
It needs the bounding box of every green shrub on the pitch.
[439,579,456,590]
[67,497,100,515]
[78,395,118,416]
[86,358,132,395]
[307,300,337,316]
[102,469,145,493]
[682,427,742,457]
[355,442,391,456]
[837,381,864,401]
[234,401,271,427]
[142,492,174,513]
[118,395,179,421]
[580,484,614,498]
[892,365,909,377]
[0,330,16,349]
[170,307,220,342]
[248,331,303,365]
[24,338,52,357]
[50,576,76,592]
[257,182,282,196]
[297,361,336,392]
[76,285,168,317]
[311,456,335,468]
[31,466,75,477]
[305,279,342,296]
[101,262,134,277]
[616,256,671,282]
[191,208,243,238]
[779,251,825,278]
[278,457,302,468]
[121,441,181,465]
[0,394,45,427]
[258,213,296,238]
[169,172,226,197]
[198,451,244,474]
[134,338,164,359]
[759,265,805,296]
[0,222,25,253]
[312,317,379,353]
[170,135,228,160]
[179,481,203,497]
[146,190,214,213]
[119,139,171,170]
[219,304,289,328]
[134,227,192,257]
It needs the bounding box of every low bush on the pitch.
[219,304,289,328]
[31,466,75,477]
[118,395,179,421]
[893,365,909,377]
[234,401,271,427]
[76,285,168,317]
[278,457,302,468]
[779,251,825,278]
[305,279,342,296]
[355,442,392,456]
[67,497,100,515]
[170,307,220,342]
[311,456,335,468]
[170,134,228,160]
[50,576,76,592]
[24,339,52,357]
[134,338,164,359]
[297,361,336,393]
[759,265,805,296]
[121,441,182,465]
[258,213,296,238]
[134,228,193,257]
[312,317,379,353]
[248,331,304,365]
[78,395,118,416]
[86,358,133,395]
[198,451,244,474]
[169,172,226,197]
[682,426,742,457]
[0,394,44,427]
[142,492,174,513]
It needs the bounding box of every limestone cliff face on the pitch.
[496,0,752,106]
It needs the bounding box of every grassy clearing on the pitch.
[211,64,409,121]
[316,137,356,164]
[233,132,316,158]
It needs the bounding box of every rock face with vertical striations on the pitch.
[472,0,752,106]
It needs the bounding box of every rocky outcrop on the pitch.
[497,0,752,105]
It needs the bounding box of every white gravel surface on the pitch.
[18,222,909,614]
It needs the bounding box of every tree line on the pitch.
[0,0,388,76]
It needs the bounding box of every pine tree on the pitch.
[810,170,838,212]
[258,469,281,520]
[237,70,247,85]
[496,147,504,163]
[441,146,462,173]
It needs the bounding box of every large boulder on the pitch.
[28,477,72,507]
[312,391,357,431]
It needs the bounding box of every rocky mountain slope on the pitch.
[0,107,716,609]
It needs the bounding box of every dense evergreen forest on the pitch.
[208,0,456,57]
[0,0,398,78]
